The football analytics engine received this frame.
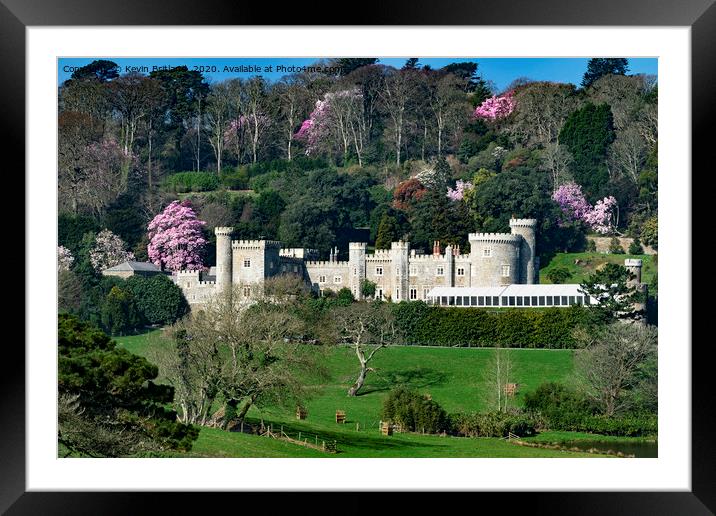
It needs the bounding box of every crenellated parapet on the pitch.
[509,218,537,227]
[305,260,350,268]
[232,239,282,250]
[469,233,522,244]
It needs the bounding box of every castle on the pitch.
[174,218,543,307]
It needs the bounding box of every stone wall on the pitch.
[588,236,657,255]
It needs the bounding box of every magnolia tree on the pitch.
[89,230,135,272]
[58,246,75,272]
[148,200,207,272]
[552,182,618,234]
[295,89,366,164]
[446,179,474,201]
[473,91,516,120]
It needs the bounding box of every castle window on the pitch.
[436,266,444,276]
[334,276,342,284]
[353,268,357,276]
[395,288,400,300]
[409,266,417,276]
[483,248,492,257]
[423,287,429,299]
[501,265,510,277]
[410,287,417,300]
[243,258,251,268]
[376,266,383,276]
[242,286,251,297]
[457,267,465,276]
[319,275,326,283]
[377,288,383,300]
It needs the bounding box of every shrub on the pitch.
[164,172,220,193]
[451,411,537,437]
[126,274,190,325]
[546,266,571,284]
[585,239,597,252]
[391,302,594,348]
[628,237,644,255]
[220,167,250,190]
[336,287,355,305]
[381,387,451,434]
[608,236,625,254]
[100,286,143,336]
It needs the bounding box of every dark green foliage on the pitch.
[559,103,615,199]
[69,59,120,82]
[628,238,644,255]
[451,411,536,437]
[360,279,377,298]
[100,285,143,336]
[391,302,596,348]
[336,287,355,305]
[640,216,658,250]
[523,381,656,436]
[581,58,629,88]
[102,194,146,248]
[375,212,400,249]
[585,239,597,252]
[409,188,473,252]
[58,314,198,455]
[58,214,100,256]
[546,266,571,284]
[126,274,189,325]
[219,167,250,190]
[580,263,642,320]
[164,171,220,192]
[608,236,625,254]
[381,387,451,434]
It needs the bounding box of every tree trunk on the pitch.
[348,364,367,397]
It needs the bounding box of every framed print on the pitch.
[3,0,713,512]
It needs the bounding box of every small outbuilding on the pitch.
[102,261,166,279]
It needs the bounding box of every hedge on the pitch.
[451,411,537,438]
[164,172,220,193]
[391,301,594,348]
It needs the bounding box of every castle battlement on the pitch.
[409,254,446,262]
[232,239,282,249]
[469,233,522,244]
[214,226,234,236]
[176,269,202,276]
[198,280,216,286]
[349,242,368,249]
[509,218,537,227]
[305,260,350,268]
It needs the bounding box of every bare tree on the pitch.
[330,302,402,396]
[205,81,233,173]
[245,77,270,164]
[541,142,573,190]
[275,78,308,162]
[380,69,413,165]
[428,74,466,157]
[573,323,658,417]
[483,346,514,413]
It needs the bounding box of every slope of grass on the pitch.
[540,252,657,288]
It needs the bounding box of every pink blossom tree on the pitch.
[473,91,516,120]
[446,180,474,201]
[552,182,618,234]
[89,229,135,272]
[147,200,207,271]
[58,245,74,272]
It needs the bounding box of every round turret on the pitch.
[509,218,537,284]
[215,226,234,293]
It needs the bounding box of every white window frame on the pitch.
[436,266,444,276]
[457,267,465,277]
[501,265,510,277]
[319,275,326,283]
[333,276,342,284]
[243,258,251,268]
[410,287,417,300]
[375,266,383,276]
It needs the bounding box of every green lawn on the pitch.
[115,330,617,457]
[540,252,657,288]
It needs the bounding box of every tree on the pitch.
[89,229,135,272]
[559,102,616,199]
[58,314,197,456]
[126,274,190,325]
[69,59,120,83]
[147,200,207,271]
[546,266,571,284]
[375,212,400,249]
[380,69,414,165]
[552,182,618,235]
[58,246,75,271]
[640,216,658,250]
[205,81,232,173]
[160,285,325,429]
[579,263,643,320]
[573,323,657,416]
[58,270,83,313]
[581,58,629,89]
[100,285,142,335]
[628,238,644,255]
[360,279,377,299]
[330,302,402,396]
[483,346,514,413]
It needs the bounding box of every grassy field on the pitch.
[114,330,618,458]
[540,252,657,288]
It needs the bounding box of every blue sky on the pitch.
[58,57,657,92]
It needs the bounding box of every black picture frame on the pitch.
[3,0,711,513]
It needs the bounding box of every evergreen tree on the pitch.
[375,213,399,249]
[581,58,629,88]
